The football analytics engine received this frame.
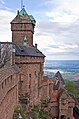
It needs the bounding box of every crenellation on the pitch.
[15,56,44,64]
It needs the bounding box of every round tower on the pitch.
[11,8,36,46]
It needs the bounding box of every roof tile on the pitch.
[15,45,45,57]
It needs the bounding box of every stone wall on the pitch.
[39,76,53,101]
[12,31,33,46]
[11,22,34,46]
[0,66,19,119]
[15,56,44,104]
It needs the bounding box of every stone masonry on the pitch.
[0,65,19,119]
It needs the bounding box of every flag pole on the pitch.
[21,0,23,9]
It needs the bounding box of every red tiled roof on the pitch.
[50,88,75,103]
[43,76,53,84]
[47,78,53,84]
[69,96,75,103]
[50,91,58,101]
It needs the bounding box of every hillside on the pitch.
[65,80,79,101]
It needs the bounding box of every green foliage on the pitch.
[65,80,75,93]
[39,109,49,119]
[12,104,26,119]
[31,105,49,119]
[40,98,50,107]
[31,105,39,112]
[65,80,79,101]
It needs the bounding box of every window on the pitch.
[35,71,37,78]
[29,74,31,78]
[2,82,3,89]
[29,74,31,88]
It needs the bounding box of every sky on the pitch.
[0,0,79,60]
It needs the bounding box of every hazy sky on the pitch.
[0,0,79,60]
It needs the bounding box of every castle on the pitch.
[0,7,79,119]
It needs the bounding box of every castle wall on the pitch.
[59,92,75,118]
[39,76,53,101]
[0,67,19,119]
[15,56,44,104]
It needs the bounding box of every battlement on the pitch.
[0,65,19,119]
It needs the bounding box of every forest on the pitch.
[65,80,79,101]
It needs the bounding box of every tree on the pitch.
[0,43,12,68]
[28,105,49,119]
[13,104,26,119]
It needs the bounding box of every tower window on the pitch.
[35,71,37,77]
[29,74,31,78]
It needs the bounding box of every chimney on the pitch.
[35,43,37,48]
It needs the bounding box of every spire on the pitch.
[53,71,65,90]
[19,7,27,16]
[54,71,65,85]
[24,35,27,46]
